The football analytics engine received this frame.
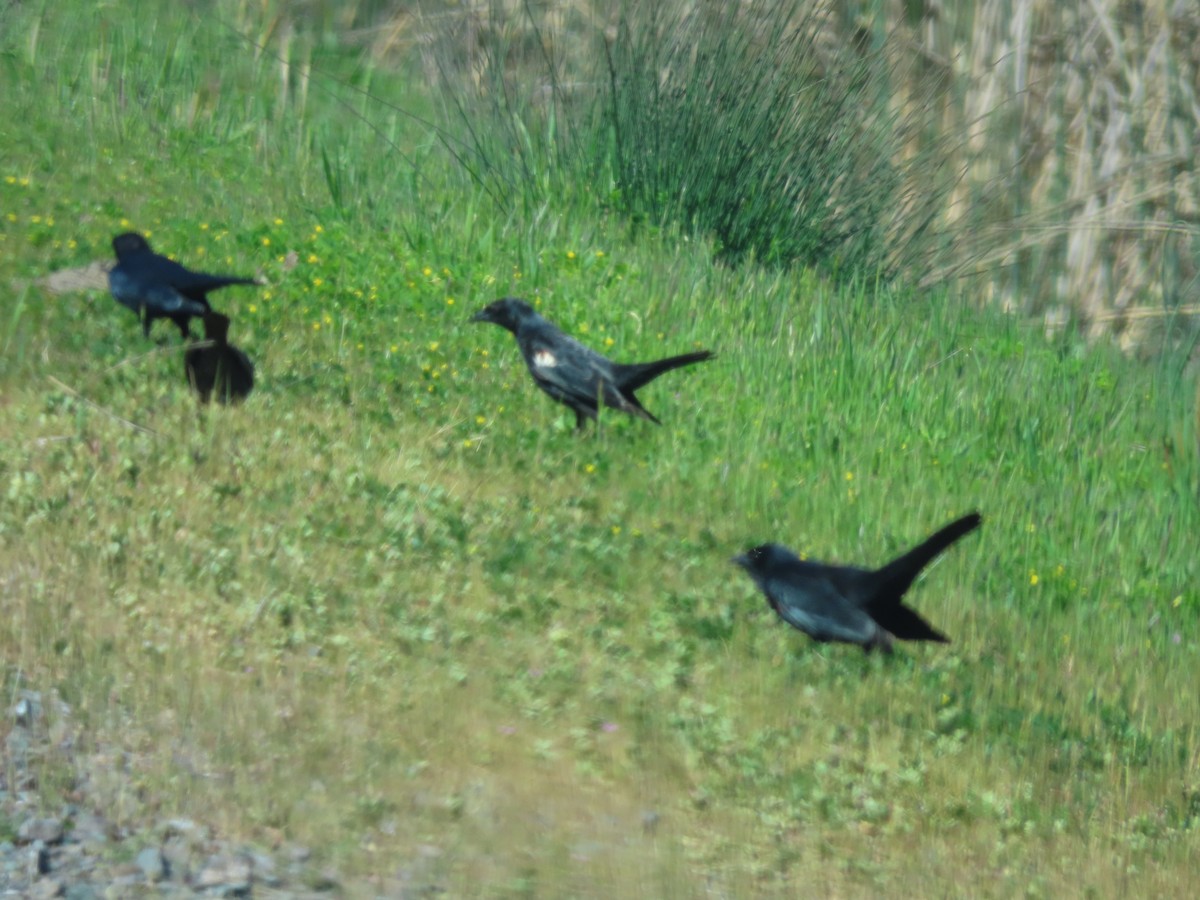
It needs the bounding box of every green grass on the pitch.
[2,2,1199,896]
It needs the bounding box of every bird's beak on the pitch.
[470,309,490,323]
[731,553,749,568]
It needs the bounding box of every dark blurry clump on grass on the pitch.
[422,1,956,282]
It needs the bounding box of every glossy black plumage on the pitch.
[733,513,981,654]
[108,232,257,338]
[471,297,714,429]
[184,312,255,404]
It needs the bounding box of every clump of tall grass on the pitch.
[420,1,958,281]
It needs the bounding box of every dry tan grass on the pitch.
[953,0,1199,331]
[38,260,111,295]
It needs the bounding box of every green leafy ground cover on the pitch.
[1,3,1198,896]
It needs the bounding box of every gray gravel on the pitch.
[1,689,345,898]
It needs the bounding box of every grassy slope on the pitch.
[2,3,1198,896]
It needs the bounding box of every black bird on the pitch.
[184,312,255,404]
[108,232,258,339]
[470,297,714,429]
[733,512,981,654]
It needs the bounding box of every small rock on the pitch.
[105,863,140,882]
[161,818,209,845]
[28,840,51,877]
[247,849,279,886]
[286,844,312,864]
[196,852,252,893]
[161,836,195,883]
[69,810,113,847]
[13,691,43,726]
[135,846,166,882]
[56,843,95,873]
[19,817,65,845]
[29,878,65,899]
[64,885,99,900]
[5,728,32,766]
[101,876,143,899]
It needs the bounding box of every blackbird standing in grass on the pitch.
[733,512,981,654]
[108,232,258,339]
[184,312,255,404]
[470,297,714,430]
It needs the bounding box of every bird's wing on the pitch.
[136,253,250,298]
[519,330,626,409]
[138,283,209,317]
[764,564,879,644]
[109,267,201,314]
[107,266,145,310]
[129,252,197,284]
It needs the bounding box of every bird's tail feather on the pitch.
[871,604,950,643]
[615,350,714,392]
[872,513,981,603]
[196,276,259,290]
